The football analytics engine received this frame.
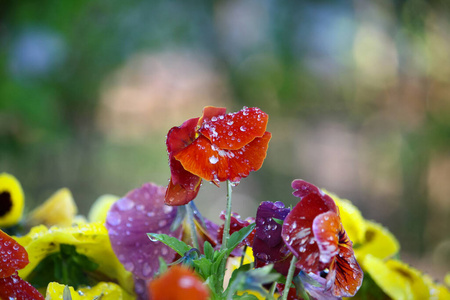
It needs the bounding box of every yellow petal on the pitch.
[45,282,134,300]
[422,274,450,300]
[0,172,25,227]
[324,190,367,244]
[355,220,400,263]
[28,188,77,227]
[363,255,432,300]
[14,222,134,294]
[88,194,119,223]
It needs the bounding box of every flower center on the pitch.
[0,191,13,217]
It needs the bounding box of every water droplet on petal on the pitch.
[209,156,219,164]
[240,126,246,132]
[227,120,234,126]
[117,198,135,211]
[142,262,153,277]
[161,247,169,255]
[124,262,135,272]
[158,220,168,227]
[107,211,121,226]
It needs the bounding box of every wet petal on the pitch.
[45,281,134,300]
[312,212,340,265]
[0,172,25,227]
[199,107,269,150]
[148,265,210,300]
[0,230,29,278]
[166,117,199,157]
[325,190,367,245]
[198,106,227,124]
[327,230,363,297]
[165,173,202,206]
[106,183,182,280]
[175,132,271,183]
[14,223,133,293]
[0,272,44,300]
[253,202,293,276]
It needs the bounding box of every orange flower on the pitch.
[165,106,271,206]
[148,265,210,300]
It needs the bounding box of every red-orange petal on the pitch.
[167,117,199,156]
[148,265,210,300]
[0,273,44,300]
[312,211,340,265]
[174,132,271,183]
[199,107,269,150]
[198,106,227,125]
[328,235,363,297]
[165,176,202,206]
[0,230,29,278]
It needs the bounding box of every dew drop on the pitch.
[161,247,169,255]
[158,220,168,227]
[107,211,122,226]
[227,120,234,125]
[147,212,155,217]
[124,262,135,272]
[240,126,246,132]
[117,198,135,211]
[209,156,219,164]
[163,205,173,213]
[136,204,145,211]
[228,131,233,136]
[142,262,153,277]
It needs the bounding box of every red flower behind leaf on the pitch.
[165,106,271,206]
[148,265,210,300]
[0,230,44,300]
[281,180,363,297]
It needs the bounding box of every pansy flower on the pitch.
[252,201,293,276]
[281,180,363,297]
[165,106,271,206]
[105,182,218,298]
[148,265,210,300]
[0,172,25,227]
[14,222,134,294]
[0,229,44,300]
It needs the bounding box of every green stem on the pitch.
[239,245,247,267]
[281,256,298,300]
[269,281,277,299]
[221,180,233,250]
[186,202,199,249]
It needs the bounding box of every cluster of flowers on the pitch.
[0,106,449,299]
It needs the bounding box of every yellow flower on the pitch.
[88,194,119,223]
[0,172,25,227]
[327,190,400,263]
[362,254,447,300]
[45,282,134,300]
[354,220,400,263]
[14,222,134,294]
[27,188,77,227]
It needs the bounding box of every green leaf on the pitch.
[226,223,255,254]
[158,256,168,274]
[27,244,100,289]
[204,241,214,260]
[192,256,212,279]
[147,233,191,256]
[272,218,284,225]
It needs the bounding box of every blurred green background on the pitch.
[1,0,449,281]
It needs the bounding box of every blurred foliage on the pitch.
[1,0,450,278]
